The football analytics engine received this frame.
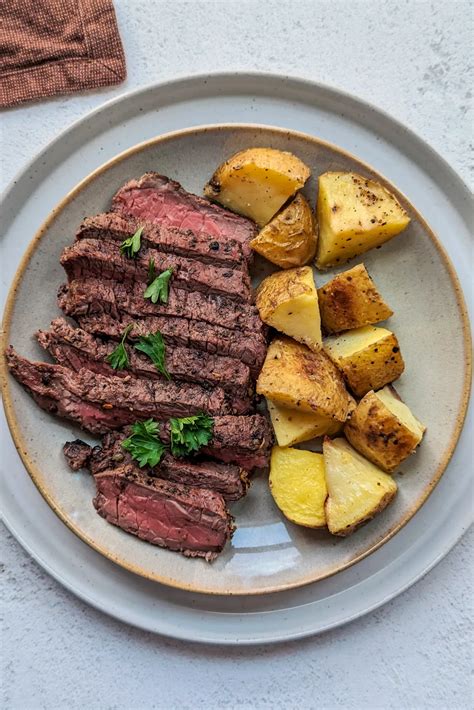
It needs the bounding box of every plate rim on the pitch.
[1,119,471,595]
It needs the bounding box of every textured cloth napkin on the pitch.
[0,0,126,108]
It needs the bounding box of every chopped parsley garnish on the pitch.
[134,332,170,380]
[143,268,173,304]
[120,226,143,258]
[106,324,133,370]
[121,419,166,468]
[147,257,156,284]
[169,413,214,458]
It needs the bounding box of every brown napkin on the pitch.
[0,0,126,108]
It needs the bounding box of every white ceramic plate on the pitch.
[1,73,472,642]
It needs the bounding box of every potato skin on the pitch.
[256,336,355,422]
[316,172,410,268]
[325,332,404,397]
[204,148,311,226]
[344,390,422,472]
[326,489,396,537]
[250,194,317,268]
[256,266,322,351]
[318,264,393,333]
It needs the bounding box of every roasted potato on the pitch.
[344,386,426,472]
[324,325,404,397]
[256,266,322,351]
[204,148,311,226]
[250,193,317,267]
[256,336,355,422]
[323,437,397,536]
[316,172,410,268]
[267,399,342,447]
[318,264,393,333]
[269,446,327,528]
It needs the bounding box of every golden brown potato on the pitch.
[256,336,355,422]
[324,325,404,397]
[344,386,426,472]
[204,148,311,226]
[267,399,342,447]
[256,266,322,351]
[316,172,410,268]
[250,193,317,268]
[269,446,327,528]
[318,264,393,333]
[323,437,398,536]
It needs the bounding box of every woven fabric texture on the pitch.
[0,0,126,108]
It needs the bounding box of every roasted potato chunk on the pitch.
[256,266,322,351]
[324,325,404,397]
[267,399,342,447]
[250,193,317,268]
[256,336,355,422]
[204,148,311,226]
[316,172,410,268]
[344,386,426,472]
[323,437,397,536]
[318,264,393,333]
[269,446,327,528]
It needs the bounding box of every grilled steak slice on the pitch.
[60,239,252,303]
[6,349,237,434]
[161,414,273,470]
[63,439,92,470]
[58,277,265,335]
[93,465,234,560]
[37,318,252,398]
[90,431,249,501]
[76,213,247,268]
[111,172,257,261]
[75,312,267,376]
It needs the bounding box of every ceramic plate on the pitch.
[1,74,472,641]
[1,119,470,596]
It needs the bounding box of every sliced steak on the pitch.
[37,318,252,399]
[111,172,257,261]
[63,439,92,470]
[93,465,234,560]
[90,431,249,501]
[6,349,238,435]
[161,414,273,470]
[76,213,246,267]
[75,311,267,376]
[60,238,252,303]
[58,277,265,335]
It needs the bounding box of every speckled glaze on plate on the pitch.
[1,123,471,596]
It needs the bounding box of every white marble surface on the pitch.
[1,1,472,708]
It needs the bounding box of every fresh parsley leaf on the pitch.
[120,226,143,258]
[147,257,156,284]
[121,419,166,468]
[169,413,214,458]
[143,268,173,304]
[106,323,134,370]
[134,332,171,380]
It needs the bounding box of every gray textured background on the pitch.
[1,1,472,708]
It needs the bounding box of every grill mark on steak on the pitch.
[93,464,234,561]
[60,239,252,303]
[75,311,267,376]
[111,172,257,262]
[6,348,243,434]
[58,277,265,336]
[76,213,247,267]
[37,318,252,398]
[89,431,249,502]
